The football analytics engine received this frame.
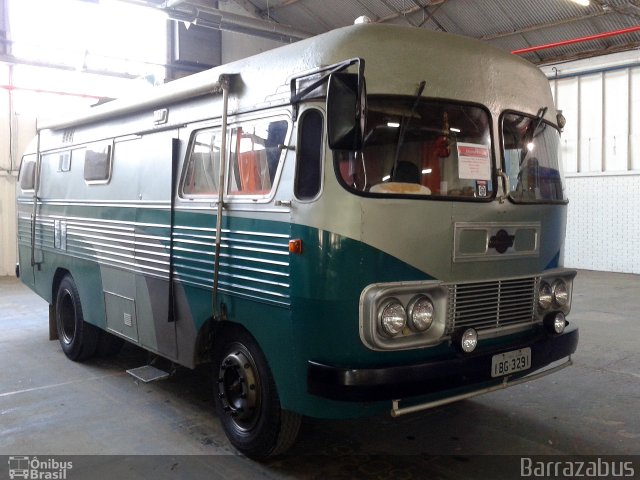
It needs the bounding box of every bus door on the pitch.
[105,130,178,359]
[133,129,179,359]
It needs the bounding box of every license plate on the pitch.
[491,348,531,378]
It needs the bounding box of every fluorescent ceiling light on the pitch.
[387,122,400,128]
[569,0,590,6]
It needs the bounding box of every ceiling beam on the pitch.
[417,0,446,28]
[536,40,640,66]
[404,0,447,31]
[353,0,380,21]
[481,11,609,41]
[256,0,302,18]
[229,0,263,18]
[259,0,331,31]
[377,0,444,23]
[267,0,302,9]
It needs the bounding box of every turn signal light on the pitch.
[289,239,303,255]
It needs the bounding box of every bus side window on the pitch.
[84,143,112,183]
[228,119,288,196]
[294,110,323,200]
[182,129,221,197]
[19,157,36,191]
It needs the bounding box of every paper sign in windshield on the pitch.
[457,143,491,181]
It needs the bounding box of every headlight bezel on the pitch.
[537,269,576,316]
[360,281,448,351]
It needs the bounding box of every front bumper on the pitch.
[308,328,578,402]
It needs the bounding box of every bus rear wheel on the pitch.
[55,275,99,361]
[213,327,301,459]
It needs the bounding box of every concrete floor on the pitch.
[0,270,638,479]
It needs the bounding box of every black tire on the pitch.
[212,327,301,460]
[97,330,125,357]
[55,275,100,361]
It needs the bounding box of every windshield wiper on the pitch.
[391,80,426,180]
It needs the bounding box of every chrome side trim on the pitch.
[18,212,292,308]
[175,225,290,239]
[40,200,171,209]
[172,254,288,277]
[390,356,572,417]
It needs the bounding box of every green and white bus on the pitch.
[16,23,578,459]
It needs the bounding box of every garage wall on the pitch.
[0,1,288,278]
[0,76,36,277]
[219,2,287,63]
[565,174,640,274]
[544,51,640,274]
[0,63,17,277]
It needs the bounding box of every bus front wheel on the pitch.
[212,327,301,459]
[55,275,99,361]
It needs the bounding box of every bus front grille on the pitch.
[447,277,538,332]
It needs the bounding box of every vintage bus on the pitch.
[16,23,578,459]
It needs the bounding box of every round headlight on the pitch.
[407,295,434,332]
[461,328,478,353]
[552,279,569,306]
[379,300,406,337]
[538,281,553,310]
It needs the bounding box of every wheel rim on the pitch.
[59,289,76,345]
[217,345,261,431]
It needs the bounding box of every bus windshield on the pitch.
[502,112,565,203]
[335,96,494,200]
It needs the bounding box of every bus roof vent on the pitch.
[62,128,75,144]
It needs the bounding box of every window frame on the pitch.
[178,112,292,204]
[180,126,223,200]
[499,109,568,206]
[294,108,325,202]
[332,95,497,203]
[83,141,114,185]
[225,114,291,203]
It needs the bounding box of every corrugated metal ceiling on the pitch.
[228,0,640,64]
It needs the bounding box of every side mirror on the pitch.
[326,73,366,150]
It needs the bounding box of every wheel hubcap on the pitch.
[59,290,76,345]
[217,348,260,431]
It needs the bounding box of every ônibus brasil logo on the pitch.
[8,456,73,480]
